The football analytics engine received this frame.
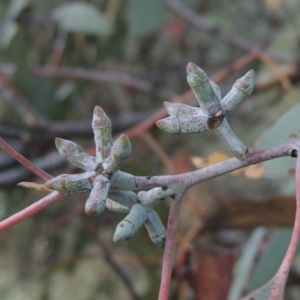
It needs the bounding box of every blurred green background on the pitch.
[1,0,300,299]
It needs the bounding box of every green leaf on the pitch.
[128,0,168,35]
[52,2,112,35]
[255,91,300,179]
[246,229,292,293]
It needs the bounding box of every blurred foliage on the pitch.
[1,0,300,299]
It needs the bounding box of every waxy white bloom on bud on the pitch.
[186,62,223,116]
[44,172,94,193]
[144,210,166,248]
[110,171,137,190]
[215,118,248,160]
[209,80,222,101]
[55,138,98,171]
[106,190,138,213]
[104,134,132,174]
[163,102,198,117]
[106,199,130,213]
[85,174,110,216]
[156,113,208,134]
[138,187,174,209]
[92,106,112,162]
[113,204,147,242]
[221,70,255,113]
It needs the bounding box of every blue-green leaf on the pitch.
[52,3,112,35]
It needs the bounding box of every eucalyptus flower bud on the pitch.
[138,187,173,209]
[104,134,132,174]
[44,172,94,193]
[108,190,137,207]
[144,210,166,247]
[106,190,138,213]
[186,62,222,116]
[55,138,98,171]
[85,174,110,216]
[215,118,248,160]
[163,102,197,117]
[113,204,147,242]
[156,113,208,134]
[221,70,255,113]
[209,80,222,101]
[110,171,140,190]
[106,199,130,213]
[92,106,112,161]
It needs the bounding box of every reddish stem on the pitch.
[270,154,300,297]
[158,197,182,300]
[0,191,64,231]
[0,137,52,181]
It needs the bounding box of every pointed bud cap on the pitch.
[186,62,208,87]
[156,117,180,134]
[221,70,255,113]
[85,174,110,216]
[104,134,132,173]
[92,106,112,161]
[44,173,93,193]
[113,204,147,242]
[55,138,97,171]
[235,69,255,96]
[186,62,222,115]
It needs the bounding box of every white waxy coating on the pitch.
[156,112,208,134]
[106,190,138,213]
[113,204,147,242]
[138,187,174,209]
[215,118,248,160]
[144,210,166,247]
[209,80,222,101]
[221,70,255,113]
[55,138,98,171]
[92,106,112,161]
[44,172,94,193]
[104,134,132,173]
[85,174,110,215]
[186,62,222,116]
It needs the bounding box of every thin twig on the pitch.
[0,191,64,231]
[85,217,142,300]
[0,137,52,181]
[0,70,47,126]
[31,65,175,100]
[158,196,183,300]
[138,131,177,174]
[165,0,293,62]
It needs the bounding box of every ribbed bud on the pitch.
[215,118,248,160]
[92,106,112,161]
[113,204,147,242]
[44,172,93,193]
[85,174,110,216]
[55,138,97,171]
[186,62,222,116]
[104,134,132,173]
[221,70,255,113]
[144,210,166,248]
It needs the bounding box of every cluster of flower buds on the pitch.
[39,106,170,247]
[156,62,255,160]
[22,63,255,246]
